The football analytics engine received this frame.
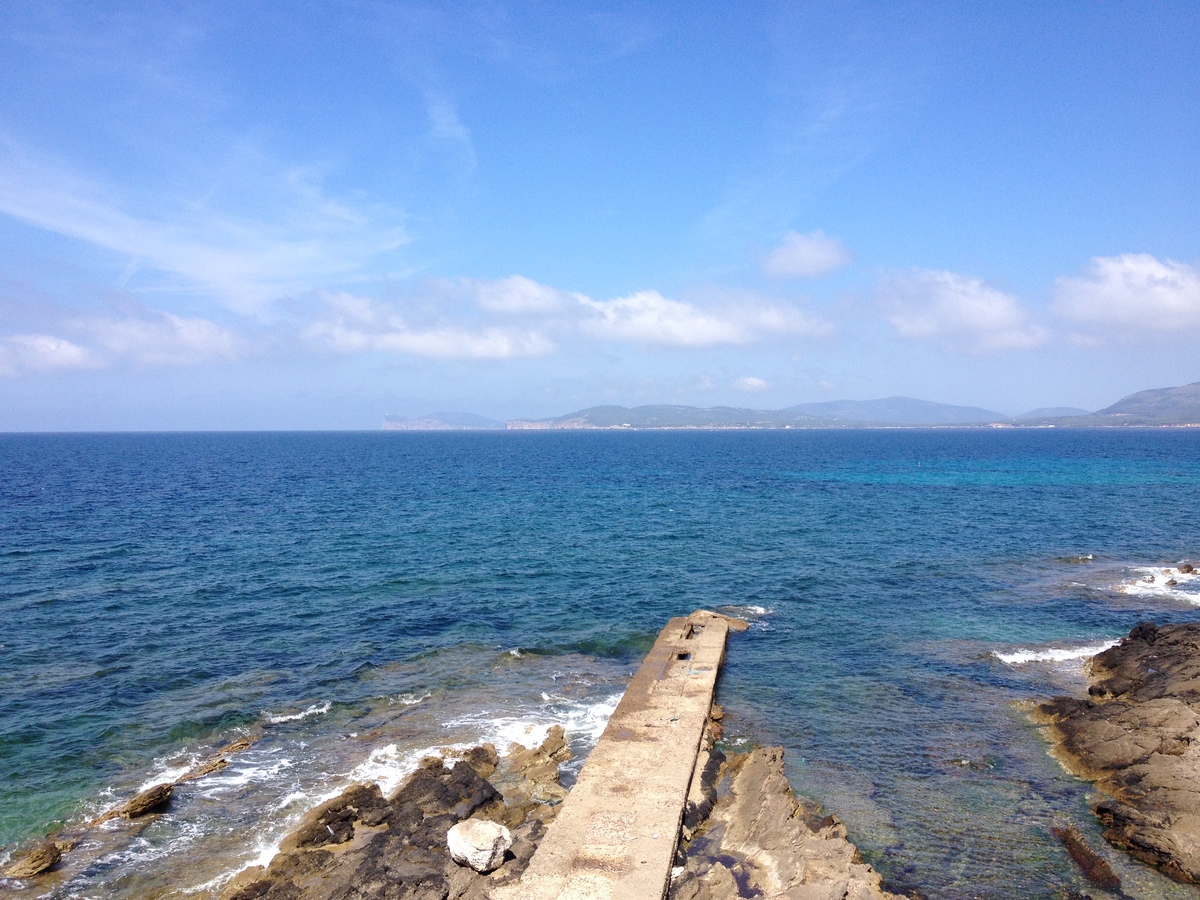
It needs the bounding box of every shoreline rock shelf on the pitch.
[1036,621,1200,884]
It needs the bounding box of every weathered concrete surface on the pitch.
[492,610,737,900]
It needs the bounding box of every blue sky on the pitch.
[1,1,1198,429]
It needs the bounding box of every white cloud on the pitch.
[581,291,744,346]
[312,322,554,359]
[0,138,409,315]
[733,376,769,392]
[74,310,245,367]
[883,268,1048,353]
[580,290,831,346]
[0,306,246,375]
[0,333,96,376]
[468,275,575,314]
[1053,254,1200,331]
[305,292,554,359]
[762,229,852,279]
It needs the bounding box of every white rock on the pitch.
[447,818,513,873]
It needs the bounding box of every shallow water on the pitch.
[2,429,1200,898]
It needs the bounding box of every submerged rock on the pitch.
[1037,621,1200,883]
[1051,825,1121,891]
[447,819,512,873]
[2,840,62,878]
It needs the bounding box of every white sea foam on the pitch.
[137,762,195,792]
[264,700,331,724]
[1118,565,1200,601]
[198,755,295,793]
[719,604,769,618]
[994,640,1119,665]
[457,691,623,752]
[188,835,289,894]
[347,741,476,796]
[343,690,625,799]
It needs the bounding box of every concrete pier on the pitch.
[492,610,741,900]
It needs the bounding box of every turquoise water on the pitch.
[3,429,1200,898]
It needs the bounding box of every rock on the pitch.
[1180,564,1195,574]
[3,840,62,878]
[121,782,173,817]
[177,756,229,782]
[447,818,512,873]
[1036,622,1200,883]
[86,809,121,828]
[221,728,569,900]
[1128,621,1159,645]
[462,744,500,779]
[669,744,902,900]
[491,725,572,812]
[1051,825,1120,890]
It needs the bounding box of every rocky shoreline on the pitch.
[3,611,902,899]
[212,709,900,900]
[1,713,902,897]
[1,737,260,883]
[1036,619,1200,885]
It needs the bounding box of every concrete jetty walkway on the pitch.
[493,610,743,900]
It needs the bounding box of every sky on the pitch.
[1,1,1198,429]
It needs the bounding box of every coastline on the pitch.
[2,613,903,899]
[1036,617,1200,884]
[216,715,902,899]
[6,431,1200,896]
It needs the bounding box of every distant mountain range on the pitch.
[383,380,1200,430]
[506,397,1011,429]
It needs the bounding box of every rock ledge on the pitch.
[1036,621,1200,883]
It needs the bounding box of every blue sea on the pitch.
[3,429,1200,899]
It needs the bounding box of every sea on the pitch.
[3,428,1200,899]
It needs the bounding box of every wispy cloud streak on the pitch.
[0,138,409,315]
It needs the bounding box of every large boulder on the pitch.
[447,818,512,873]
